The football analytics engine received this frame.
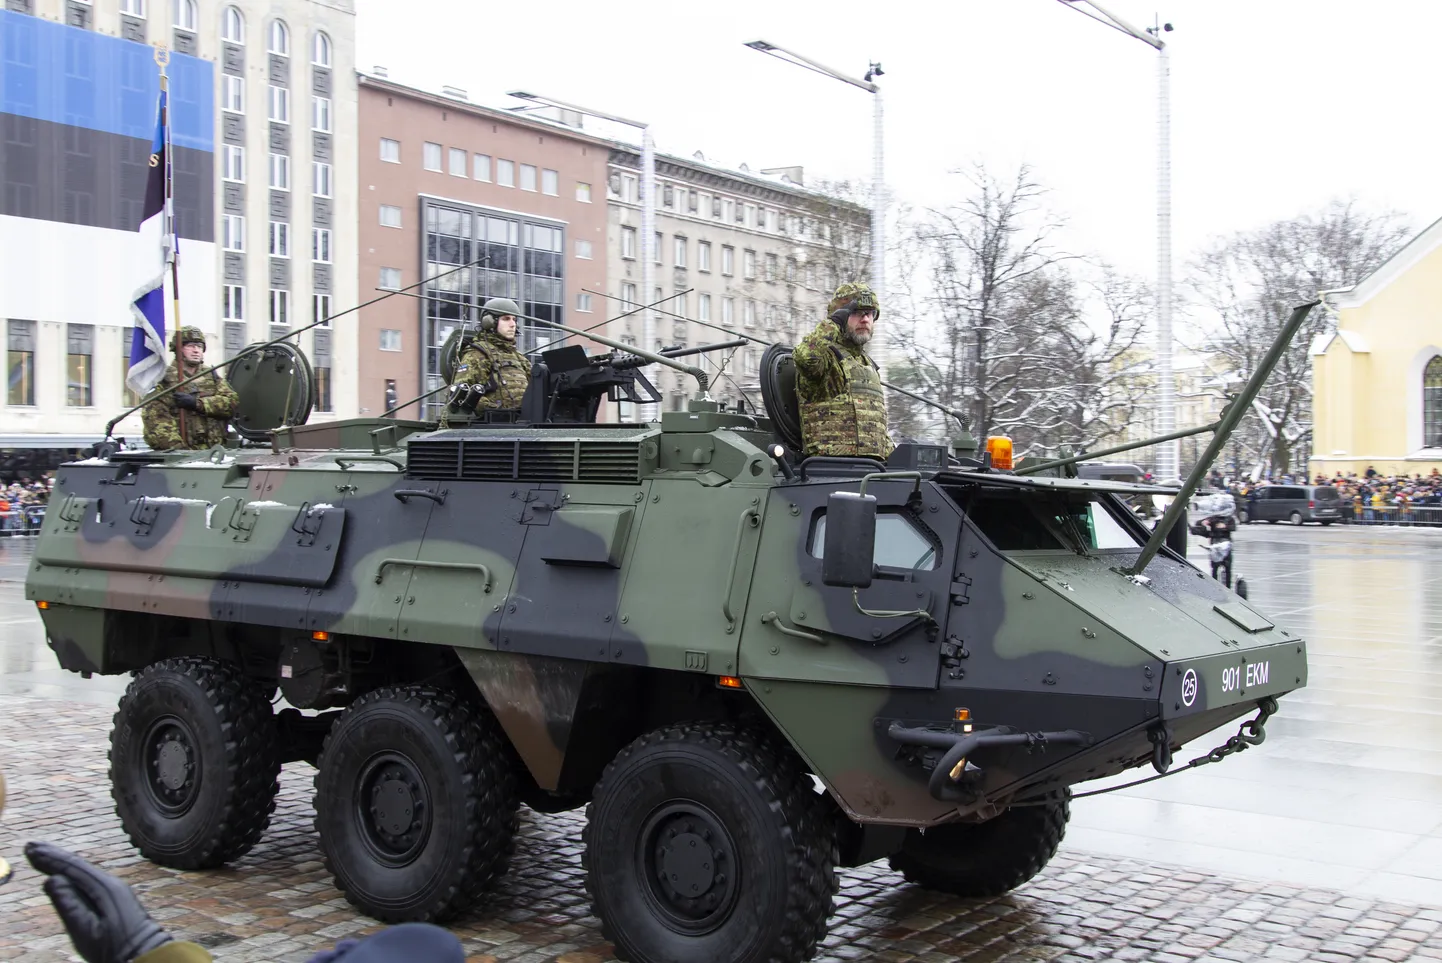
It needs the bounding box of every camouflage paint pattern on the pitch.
[792,320,892,461]
[27,406,1306,830]
[451,332,532,410]
[141,361,239,450]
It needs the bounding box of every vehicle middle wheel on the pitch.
[109,657,280,870]
[313,685,518,923]
[584,724,838,963]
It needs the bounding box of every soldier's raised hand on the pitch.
[24,841,173,963]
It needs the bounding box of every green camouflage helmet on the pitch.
[481,298,523,331]
[175,326,206,350]
[827,283,881,322]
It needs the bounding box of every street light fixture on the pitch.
[1055,1,1177,482]
[507,89,658,419]
[743,40,887,364]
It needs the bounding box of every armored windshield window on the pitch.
[809,512,939,571]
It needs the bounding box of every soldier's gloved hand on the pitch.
[172,392,199,410]
[24,841,172,963]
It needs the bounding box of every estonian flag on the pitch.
[126,88,173,397]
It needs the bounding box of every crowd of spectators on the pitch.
[1203,466,1442,524]
[0,478,52,534]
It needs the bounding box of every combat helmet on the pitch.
[828,283,881,326]
[173,326,206,350]
[480,297,522,332]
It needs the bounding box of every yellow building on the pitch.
[1311,216,1442,477]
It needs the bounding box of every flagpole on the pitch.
[153,44,188,446]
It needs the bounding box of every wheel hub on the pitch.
[640,804,738,934]
[357,755,430,865]
[143,719,199,815]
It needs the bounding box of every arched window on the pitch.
[312,31,332,67]
[221,5,243,43]
[172,0,196,30]
[1425,357,1442,448]
[268,19,289,55]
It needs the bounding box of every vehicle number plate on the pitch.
[1220,661,1270,693]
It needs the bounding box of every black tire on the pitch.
[889,792,1069,898]
[1239,509,1250,523]
[109,657,280,870]
[584,724,838,963]
[313,685,518,923]
[1289,511,1304,526]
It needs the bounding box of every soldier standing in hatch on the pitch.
[793,282,893,461]
[450,297,532,409]
[141,327,239,450]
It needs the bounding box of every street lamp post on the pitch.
[1055,2,1176,481]
[743,41,887,363]
[506,90,657,418]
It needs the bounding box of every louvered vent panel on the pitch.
[518,442,575,481]
[579,442,642,483]
[406,441,460,480]
[461,442,516,480]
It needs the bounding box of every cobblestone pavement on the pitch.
[3,698,1442,963]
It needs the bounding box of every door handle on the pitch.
[374,558,492,592]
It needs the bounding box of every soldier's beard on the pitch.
[846,328,872,346]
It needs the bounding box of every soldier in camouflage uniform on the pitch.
[450,297,532,410]
[141,327,239,450]
[792,282,893,461]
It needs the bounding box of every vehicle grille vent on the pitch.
[407,437,642,483]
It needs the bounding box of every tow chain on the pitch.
[1070,696,1279,800]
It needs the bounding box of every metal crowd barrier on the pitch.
[1344,504,1442,526]
[0,506,45,537]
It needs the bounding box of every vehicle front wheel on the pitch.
[109,657,280,869]
[314,685,518,923]
[1290,511,1304,526]
[584,724,838,963]
[1239,509,1250,523]
[889,792,1069,898]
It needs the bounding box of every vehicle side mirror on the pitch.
[822,491,876,588]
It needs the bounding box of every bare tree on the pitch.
[1189,198,1412,475]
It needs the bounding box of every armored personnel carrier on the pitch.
[26,307,1312,963]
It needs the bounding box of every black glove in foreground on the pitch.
[172,392,199,410]
[24,841,172,963]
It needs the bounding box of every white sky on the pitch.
[356,0,1442,284]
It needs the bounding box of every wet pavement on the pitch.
[2,525,1442,961]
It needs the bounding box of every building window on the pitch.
[699,294,712,321]
[542,169,558,195]
[268,153,290,189]
[267,19,288,55]
[520,164,537,192]
[449,147,467,177]
[379,329,402,352]
[577,292,593,312]
[743,250,756,279]
[313,363,331,412]
[121,0,145,17]
[765,253,778,281]
[222,214,244,251]
[379,266,401,290]
[312,162,332,197]
[172,0,196,30]
[423,142,442,171]
[268,221,289,257]
[222,145,244,181]
[721,245,734,276]
[576,182,591,203]
[674,236,687,268]
[384,379,397,411]
[621,227,636,260]
[786,257,797,282]
[698,241,711,272]
[474,154,491,181]
[654,232,662,265]
[497,159,514,187]
[380,138,400,163]
[722,298,734,325]
[270,289,289,325]
[222,75,244,113]
[619,174,638,203]
[621,282,637,305]
[66,324,93,407]
[312,227,331,263]
[1426,357,1442,447]
[379,205,401,228]
[313,293,332,327]
[7,320,35,406]
[575,239,593,260]
[122,354,141,407]
[220,4,243,42]
[722,198,734,222]
[312,30,331,66]
[311,96,331,132]
[223,284,243,320]
[267,85,290,123]
[744,300,757,327]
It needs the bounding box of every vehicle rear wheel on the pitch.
[109,657,279,869]
[889,791,1069,898]
[1290,511,1304,525]
[584,723,838,963]
[314,685,518,923]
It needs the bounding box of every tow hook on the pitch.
[887,722,1092,802]
[1149,722,1174,774]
